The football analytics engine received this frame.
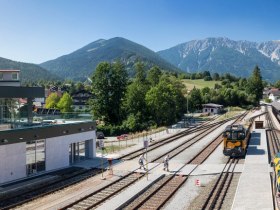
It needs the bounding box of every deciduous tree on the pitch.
[45,93,60,109]
[57,93,73,113]
[90,61,128,124]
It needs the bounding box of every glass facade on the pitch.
[0,98,17,124]
[26,139,45,175]
[69,140,88,164]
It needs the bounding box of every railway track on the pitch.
[120,115,243,160]
[151,122,225,162]
[152,111,249,163]
[0,116,236,209]
[0,168,102,210]
[61,172,143,210]
[195,109,267,210]
[200,158,239,210]
[266,106,280,210]
[266,110,280,160]
[126,175,186,210]
[58,117,237,210]
[119,112,249,210]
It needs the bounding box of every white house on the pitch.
[202,103,223,115]
[268,89,280,102]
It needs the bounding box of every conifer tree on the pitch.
[246,65,264,105]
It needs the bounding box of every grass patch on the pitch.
[182,79,221,90]
[218,111,244,121]
[97,144,136,154]
[228,106,246,111]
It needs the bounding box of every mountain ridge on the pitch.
[157,37,280,81]
[40,37,180,80]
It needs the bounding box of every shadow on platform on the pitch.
[73,157,122,169]
[249,133,261,145]
[247,146,265,155]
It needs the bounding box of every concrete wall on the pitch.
[203,107,219,114]
[0,142,26,183]
[45,131,96,171]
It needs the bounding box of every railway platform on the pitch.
[231,129,273,210]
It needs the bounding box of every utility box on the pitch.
[255,121,264,129]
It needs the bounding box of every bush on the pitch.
[97,123,140,136]
[204,76,212,81]
[264,97,272,103]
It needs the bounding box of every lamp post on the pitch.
[143,135,149,180]
[100,139,105,180]
[187,94,189,115]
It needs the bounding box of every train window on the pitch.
[224,131,231,138]
[232,132,238,140]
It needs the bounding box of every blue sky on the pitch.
[0,0,279,63]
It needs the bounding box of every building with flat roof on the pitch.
[0,70,97,184]
[0,121,96,183]
[202,103,223,115]
[0,70,20,87]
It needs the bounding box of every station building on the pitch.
[202,103,223,115]
[0,70,96,184]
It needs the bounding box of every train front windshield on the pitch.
[224,130,245,140]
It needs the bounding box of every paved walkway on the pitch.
[231,129,273,210]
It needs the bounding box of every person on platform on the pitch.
[138,154,146,170]
[163,154,170,172]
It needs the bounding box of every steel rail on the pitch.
[201,158,238,210]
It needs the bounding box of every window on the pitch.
[69,141,87,164]
[0,73,3,80]
[232,132,238,140]
[26,139,45,175]
[12,73,18,80]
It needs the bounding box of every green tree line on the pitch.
[187,66,264,111]
[90,61,187,135]
[43,63,264,135]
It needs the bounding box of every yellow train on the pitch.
[223,124,250,157]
